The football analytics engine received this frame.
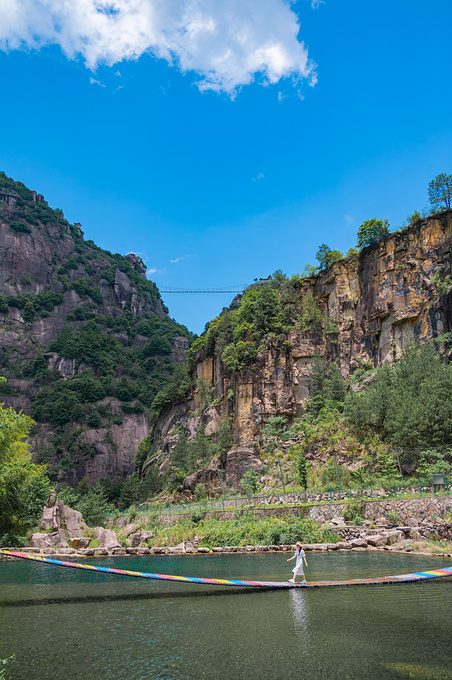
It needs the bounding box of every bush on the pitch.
[8,220,31,234]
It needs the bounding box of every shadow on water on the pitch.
[0,585,281,608]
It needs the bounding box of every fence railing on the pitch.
[115,478,450,518]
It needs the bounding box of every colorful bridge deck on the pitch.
[1,550,452,588]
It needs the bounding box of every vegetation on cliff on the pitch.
[0,171,193,478]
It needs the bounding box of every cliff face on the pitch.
[0,172,191,483]
[154,213,452,452]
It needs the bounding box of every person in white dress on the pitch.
[287,541,308,584]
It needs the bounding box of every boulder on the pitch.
[61,505,89,537]
[225,446,262,488]
[404,518,419,527]
[331,517,346,526]
[78,548,95,556]
[350,538,368,548]
[111,548,126,556]
[68,537,91,550]
[117,523,139,539]
[131,531,155,547]
[29,530,68,549]
[367,534,388,547]
[197,547,210,553]
[40,504,60,532]
[409,529,421,539]
[383,530,404,545]
[93,527,121,550]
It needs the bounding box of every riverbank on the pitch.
[3,537,452,560]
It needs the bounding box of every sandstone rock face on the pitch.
[153,213,452,457]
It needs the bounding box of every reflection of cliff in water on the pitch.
[290,590,311,641]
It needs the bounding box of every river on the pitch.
[1,552,451,680]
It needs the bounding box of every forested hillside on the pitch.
[0,172,192,484]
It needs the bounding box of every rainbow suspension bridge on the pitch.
[1,550,452,589]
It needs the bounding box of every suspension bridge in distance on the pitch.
[159,285,246,294]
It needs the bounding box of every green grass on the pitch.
[145,514,339,548]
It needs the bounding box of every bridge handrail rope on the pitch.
[1,549,451,589]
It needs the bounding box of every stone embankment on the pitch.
[4,519,451,559]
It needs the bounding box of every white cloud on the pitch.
[0,0,317,95]
[343,214,355,225]
[170,254,191,263]
[147,268,157,274]
[252,172,265,181]
[89,76,105,87]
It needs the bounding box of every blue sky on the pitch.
[0,0,451,334]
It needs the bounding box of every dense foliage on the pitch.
[345,344,452,450]
[428,172,452,211]
[0,393,49,545]
[356,218,390,249]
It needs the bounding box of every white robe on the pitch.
[292,548,306,575]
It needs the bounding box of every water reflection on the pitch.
[289,589,310,640]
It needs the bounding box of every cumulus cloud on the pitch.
[0,0,317,94]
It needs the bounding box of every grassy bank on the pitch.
[121,513,339,549]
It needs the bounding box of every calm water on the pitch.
[1,552,451,680]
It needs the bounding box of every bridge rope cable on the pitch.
[1,550,451,589]
[159,284,246,294]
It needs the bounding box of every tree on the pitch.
[324,363,347,405]
[0,398,49,543]
[301,263,317,278]
[305,351,326,416]
[428,173,452,211]
[356,218,390,249]
[297,454,308,492]
[240,468,259,495]
[315,244,343,271]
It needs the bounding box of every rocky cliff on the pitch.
[0,172,191,483]
[153,212,452,468]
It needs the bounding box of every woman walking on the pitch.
[287,541,308,584]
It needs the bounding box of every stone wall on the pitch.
[144,494,452,528]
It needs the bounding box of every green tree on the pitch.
[253,285,280,337]
[0,399,49,543]
[297,454,308,491]
[33,350,48,378]
[240,468,259,495]
[315,244,343,271]
[428,173,452,211]
[345,344,452,449]
[356,218,390,249]
[324,363,346,406]
[302,263,317,278]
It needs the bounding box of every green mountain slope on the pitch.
[0,171,193,483]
